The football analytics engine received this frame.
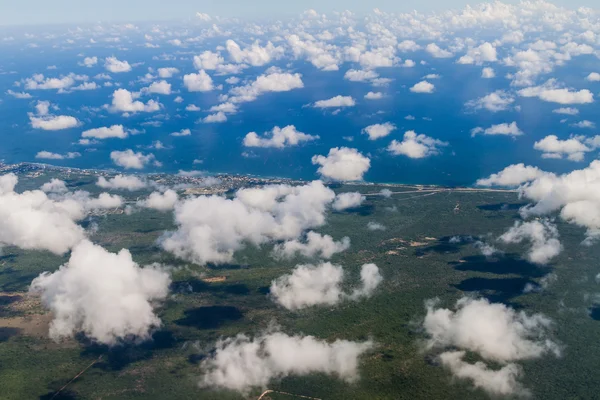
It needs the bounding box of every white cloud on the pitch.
[457,42,497,65]
[110,149,156,169]
[481,67,496,78]
[552,107,578,115]
[471,122,523,137]
[243,125,318,149]
[362,122,396,140]
[272,231,350,260]
[344,69,378,82]
[364,91,383,100]
[586,72,600,82]
[533,135,591,161]
[498,219,562,265]
[30,115,80,131]
[23,73,79,91]
[477,164,548,187]
[313,95,356,108]
[398,40,421,52]
[229,72,303,103]
[41,179,68,194]
[426,43,453,58]
[97,175,147,191]
[466,90,514,112]
[410,81,434,93]
[108,89,161,113]
[225,40,283,66]
[144,80,171,95]
[270,262,382,310]
[200,330,373,392]
[367,222,386,231]
[171,128,191,137]
[160,181,337,265]
[312,147,370,181]
[6,90,32,99]
[137,190,178,211]
[157,67,179,78]
[104,56,132,73]
[80,56,98,67]
[35,151,80,160]
[82,125,128,139]
[30,240,170,345]
[571,120,595,129]
[518,79,594,104]
[193,51,224,70]
[332,192,365,211]
[202,112,227,123]
[183,70,214,92]
[387,131,448,158]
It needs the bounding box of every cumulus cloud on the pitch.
[79,56,98,67]
[228,72,303,103]
[82,125,128,139]
[466,90,514,112]
[35,151,81,160]
[30,114,80,131]
[332,192,365,211]
[364,91,383,100]
[143,80,171,95]
[471,122,523,137]
[586,72,600,82]
[552,107,578,115]
[518,79,594,104]
[243,125,318,149]
[30,240,170,345]
[498,219,562,265]
[481,67,495,78]
[110,149,157,169]
[410,81,435,93]
[203,112,227,123]
[313,95,356,108]
[160,181,337,265]
[171,128,191,137]
[426,43,453,58]
[344,69,378,82]
[272,231,350,260]
[270,262,382,310]
[97,175,147,191]
[108,89,161,113]
[476,163,548,186]
[225,39,283,66]
[157,67,179,78]
[104,56,132,73]
[533,134,592,161]
[200,330,373,392]
[387,131,448,158]
[362,122,396,140]
[137,190,178,211]
[312,147,370,181]
[423,297,559,396]
[457,42,497,65]
[183,70,214,92]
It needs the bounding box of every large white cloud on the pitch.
[476,164,548,186]
[312,147,370,181]
[30,114,80,131]
[82,125,128,139]
[200,330,373,392]
[387,131,448,158]
[332,192,365,211]
[243,125,318,149]
[137,190,178,211]
[228,72,304,103]
[270,262,382,310]
[30,240,170,345]
[225,40,283,66]
[457,42,497,65]
[518,79,594,104]
[108,89,161,113]
[533,134,592,161]
[160,181,337,265]
[183,70,214,92]
[104,56,132,73]
[498,219,562,265]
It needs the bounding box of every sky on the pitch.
[1,0,595,26]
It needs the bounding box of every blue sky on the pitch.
[1,0,595,26]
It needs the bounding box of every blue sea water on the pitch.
[1,38,598,186]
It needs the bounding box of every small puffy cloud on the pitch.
[313,95,356,108]
[195,12,211,21]
[477,164,548,187]
[104,56,132,73]
[344,69,378,82]
[332,192,365,211]
[387,130,448,158]
[23,73,78,91]
[367,222,386,231]
[30,114,80,131]
[137,190,178,211]
[82,125,128,139]
[457,42,497,65]
[362,122,396,140]
[97,175,147,191]
[533,135,591,161]
[202,112,227,123]
[36,151,80,160]
[426,43,453,58]
[79,56,98,67]
[398,40,421,52]
[481,67,495,78]
[30,240,170,345]
[243,125,318,149]
[571,120,595,129]
[41,179,68,194]
[171,128,191,137]
[410,81,434,93]
[225,39,283,66]
[193,51,224,70]
[108,89,161,113]
[471,122,523,137]
[229,72,303,103]
[552,107,578,115]
[110,149,156,169]
[6,90,32,98]
[183,70,214,92]
[518,79,594,104]
[272,231,350,260]
[466,90,514,112]
[200,330,373,392]
[364,91,383,100]
[498,219,562,265]
[270,262,382,310]
[586,72,600,82]
[157,67,179,78]
[312,147,370,181]
[144,80,171,95]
